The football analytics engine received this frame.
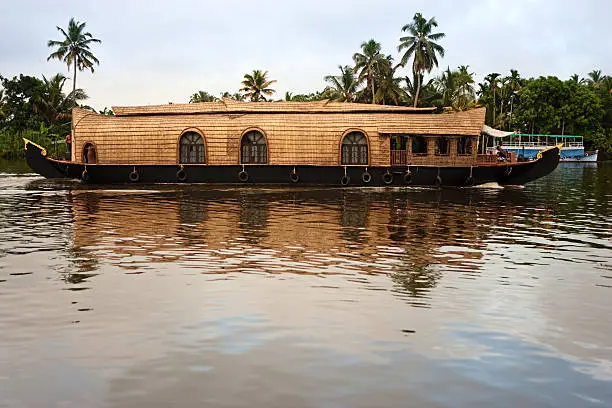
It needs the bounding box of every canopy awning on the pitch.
[481,125,514,138]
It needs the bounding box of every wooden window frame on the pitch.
[339,130,370,166]
[435,137,450,156]
[240,128,269,164]
[178,130,207,164]
[411,135,428,156]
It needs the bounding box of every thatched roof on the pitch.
[112,99,436,116]
[377,107,486,136]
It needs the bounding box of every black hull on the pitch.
[24,140,561,187]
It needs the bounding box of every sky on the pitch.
[1,0,611,111]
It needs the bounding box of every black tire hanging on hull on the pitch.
[238,170,249,182]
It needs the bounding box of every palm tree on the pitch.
[398,12,445,107]
[484,73,501,126]
[220,91,245,101]
[434,67,456,108]
[47,18,101,95]
[240,70,276,102]
[189,91,218,103]
[456,65,475,107]
[324,65,360,102]
[404,73,437,107]
[587,70,603,86]
[374,64,405,105]
[569,74,586,84]
[32,73,87,129]
[353,40,387,104]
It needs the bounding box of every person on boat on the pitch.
[84,145,97,164]
[65,133,72,161]
[496,143,509,161]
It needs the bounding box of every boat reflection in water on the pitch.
[7,175,611,407]
[63,186,531,306]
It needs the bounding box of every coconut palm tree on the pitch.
[353,40,387,104]
[324,65,360,102]
[434,67,456,108]
[240,70,276,102]
[220,91,245,101]
[374,64,405,105]
[456,65,475,108]
[484,72,501,125]
[404,73,437,107]
[587,70,603,86]
[32,73,87,130]
[569,74,586,84]
[189,91,218,103]
[47,18,101,95]
[398,12,445,107]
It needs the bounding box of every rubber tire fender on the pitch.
[129,170,140,182]
[177,168,187,182]
[383,172,393,185]
[238,170,249,182]
[403,172,412,184]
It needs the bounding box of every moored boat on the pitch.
[485,131,597,163]
[24,100,561,186]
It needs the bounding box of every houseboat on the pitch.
[24,100,561,187]
[485,132,598,162]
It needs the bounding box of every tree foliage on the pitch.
[324,65,359,102]
[240,70,276,102]
[47,18,101,94]
[189,91,218,103]
[398,12,445,107]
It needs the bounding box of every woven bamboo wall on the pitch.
[71,104,486,166]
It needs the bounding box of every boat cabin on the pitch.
[70,100,487,168]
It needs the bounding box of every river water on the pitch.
[0,162,610,408]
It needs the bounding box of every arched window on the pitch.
[341,131,368,165]
[241,130,267,164]
[82,142,97,164]
[179,132,205,164]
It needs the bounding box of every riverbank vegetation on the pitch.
[1,14,611,159]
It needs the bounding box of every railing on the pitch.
[500,142,583,148]
[478,152,517,164]
[390,150,407,166]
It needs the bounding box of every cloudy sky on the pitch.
[1,0,610,110]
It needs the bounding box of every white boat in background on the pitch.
[483,128,598,162]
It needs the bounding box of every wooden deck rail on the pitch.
[390,150,407,166]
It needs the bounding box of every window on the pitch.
[341,131,368,165]
[82,142,97,164]
[241,130,267,164]
[435,137,449,156]
[179,132,205,164]
[457,136,473,155]
[411,136,427,155]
